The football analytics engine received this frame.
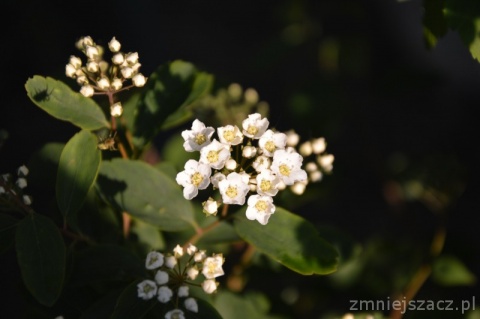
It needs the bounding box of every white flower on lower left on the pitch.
[137,280,158,300]
[176,160,212,200]
[165,309,185,319]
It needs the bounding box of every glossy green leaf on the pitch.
[0,214,18,253]
[111,280,157,319]
[15,213,65,306]
[28,143,64,196]
[132,60,213,147]
[97,158,195,231]
[188,298,223,319]
[432,254,477,286]
[130,218,166,252]
[56,130,101,223]
[25,76,110,130]
[233,207,338,275]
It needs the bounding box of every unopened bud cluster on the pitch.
[65,36,146,117]
[176,113,315,225]
[137,244,225,318]
[0,165,33,208]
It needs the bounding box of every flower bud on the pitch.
[111,78,123,90]
[69,56,82,69]
[97,77,110,90]
[65,64,76,78]
[85,45,99,59]
[173,244,184,258]
[184,297,198,313]
[23,195,32,205]
[125,52,139,65]
[112,53,125,65]
[201,279,218,294]
[80,85,94,97]
[312,137,326,154]
[86,61,99,73]
[110,102,123,117]
[178,285,189,297]
[242,145,257,158]
[121,67,134,79]
[132,73,146,87]
[157,286,173,303]
[108,37,121,52]
[299,141,313,156]
[225,158,237,170]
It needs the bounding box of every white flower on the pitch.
[145,251,164,269]
[16,178,27,189]
[255,169,280,197]
[69,55,82,69]
[178,285,189,297]
[165,255,177,269]
[194,250,207,263]
[242,145,257,158]
[259,129,287,157]
[217,125,243,145]
[86,61,99,73]
[202,279,218,294]
[111,78,123,90]
[187,266,199,280]
[126,52,139,65]
[202,197,218,216]
[137,280,157,300]
[218,172,250,205]
[176,160,211,200]
[246,195,275,225]
[242,113,269,139]
[157,286,173,303]
[199,139,230,169]
[132,73,146,87]
[285,130,300,147]
[65,64,76,78]
[108,37,121,52]
[97,77,110,90]
[121,67,134,79]
[110,102,123,117]
[23,195,32,205]
[312,137,326,154]
[155,270,169,285]
[202,254,224,279]
[165,309,185,319]
[210,172,226,189]
[181,119,215,152]
[271,149,307,185]
[186,243,198,255]
[252,155,271,173]
[184,297,198,313]
[112,53,125,65]
[173,244,184,258]
[80,85,94,97]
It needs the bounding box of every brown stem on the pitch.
[183,220,221,248]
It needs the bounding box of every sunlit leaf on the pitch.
[432,254,476,286]
[25,76,109,130]
[96,158,195,231]
[56,130,101,223]
[132,60,213,148]
[233,207,338,275]
[15,213,65,306]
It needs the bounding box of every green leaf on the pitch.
[15,213,66,306]
[233,207,338,275]
[25,76,110,130]
[132,60,213,148]
[28,142,64,196]
[96,158,195,231]
[0,214,18,253]
[111,280,157,319]
[213,291,281,319]
[432,255,477,286]
[422,0,448,48]
[56,130,101,223]
[130,218,166,252]
[69,245,146,286]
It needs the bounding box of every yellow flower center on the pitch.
[207,150,219,163]
[195,133,206,145]
[260,180,272,192]
[255,200,267,211]
[191,172,203,186]
[279,164,291,176]
[247,125,258,136]
[223,130,235,142]
[225,186,238,198]
[265,140,276,153]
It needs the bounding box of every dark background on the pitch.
[1,0,479,318]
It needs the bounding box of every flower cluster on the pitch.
[284,131,335,195]
[65,36,146,117]
[137,244,225,319]
[0,165,32,208]
[176,113,310,225]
